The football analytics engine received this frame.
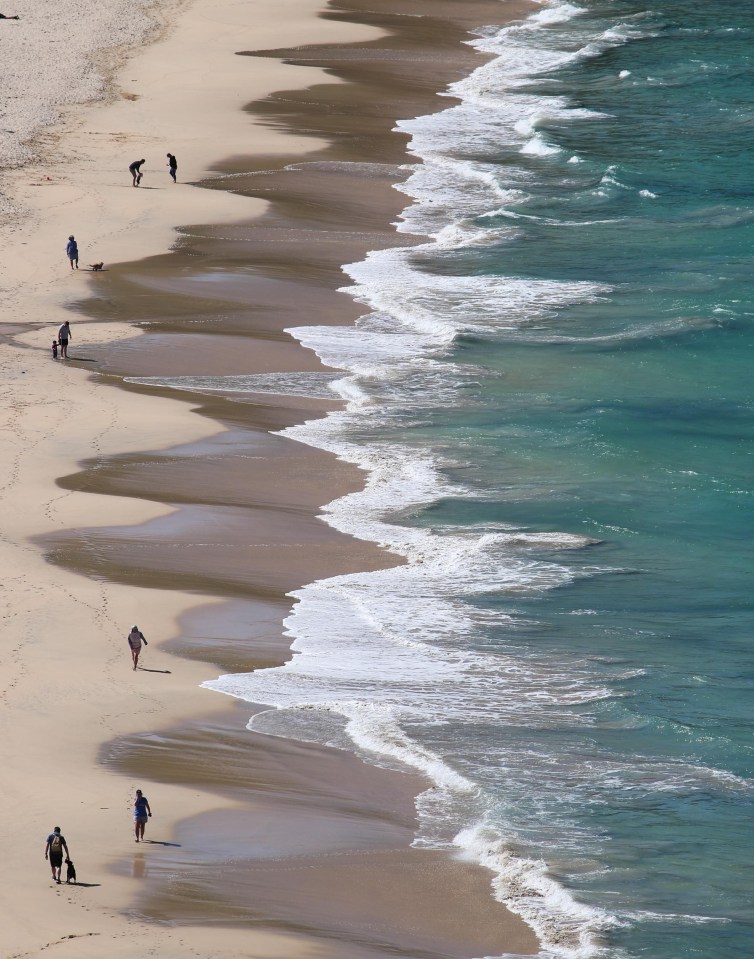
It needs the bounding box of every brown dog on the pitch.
[89,262,104,271]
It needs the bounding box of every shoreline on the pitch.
[1,0,539,955]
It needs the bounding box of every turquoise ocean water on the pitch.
[187,2,754,955]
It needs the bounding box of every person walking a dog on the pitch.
[57,320,71,359]
[127,624,147,670]
[66,235,78,270]
[129,158,146,186]
[44,826,69,883]
[133,789,152,842]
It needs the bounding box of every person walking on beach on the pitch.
[57,320,71,359]
[133,789,152,842]
[127,624,147,670]
[44,826,69,883]
[66,235,78,270]
[129,158,146,186]
[166,152,177,183]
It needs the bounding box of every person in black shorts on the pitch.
[45,826,69,883]
[57,320,72,359]
[129,159,146,186]
[166,153,177,183]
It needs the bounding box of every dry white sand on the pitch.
[1,0,380,320]
[0,0,384,954]
[0,0,160,169]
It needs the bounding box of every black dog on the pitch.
[65,858,77,884]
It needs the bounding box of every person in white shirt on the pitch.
[57,321,71,358]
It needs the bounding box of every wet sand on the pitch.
[3,0,538,955]
[63,0,539,954]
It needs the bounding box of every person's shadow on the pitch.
[70,881,101,888]
[143,840,181,847]
[137,667,172,674]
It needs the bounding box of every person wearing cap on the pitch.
[44,826,69,883]
[127,625,147,670]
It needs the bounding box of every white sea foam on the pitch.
[124,371,341,399]
[205,2,678,955]
[511,312,722,345]
[454,822,618,956]
[340,246,608,341]
[624,910,732,926]
[528,1,586,28]
[522,134,562,156]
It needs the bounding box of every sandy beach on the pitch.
[1,0,539,956]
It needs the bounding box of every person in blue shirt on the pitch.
[133,789,152,842]
[66,235,78,270]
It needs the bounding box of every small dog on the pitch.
[89,262,104,271]
[52,340,58,359]
[65,858,77,884]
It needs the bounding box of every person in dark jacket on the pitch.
[44,827,70,883]
[129,158,146,186]
[127,625,148,669]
